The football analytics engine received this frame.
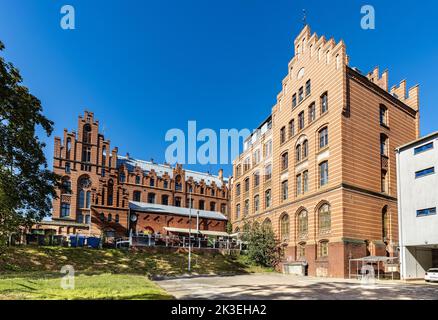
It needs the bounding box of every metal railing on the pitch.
[116,233,246,251]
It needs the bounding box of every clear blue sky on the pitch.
[1,0,437,177]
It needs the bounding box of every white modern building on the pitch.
[396,131,438,280]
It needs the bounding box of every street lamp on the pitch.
[188,188,192,272]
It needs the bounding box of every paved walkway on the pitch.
[157,273,438,300]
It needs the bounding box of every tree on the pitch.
[226,221,233,234]
[245,222,281,268]
[0,40,59,250]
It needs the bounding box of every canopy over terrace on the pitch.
[349,256,399,280]
[163,227,231,237]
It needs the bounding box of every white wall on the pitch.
[397,135,438,279]
[398,137,438,246]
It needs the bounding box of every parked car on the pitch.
[425,268,438,282]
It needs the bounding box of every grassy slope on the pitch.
[0,246,272,300]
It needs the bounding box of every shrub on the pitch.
[245,222,281,268]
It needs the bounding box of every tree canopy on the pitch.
[0,40,59,249]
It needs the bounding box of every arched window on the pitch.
[115,214,120,223]
[296,144,301,162]
[102,146,107,162]
[262,218,272,230]
[83,124,92,143]
[280,214,290,242]
[175,175,182,191]
[108,213,112,222]
[99,212,105,221]
[77,176,91,209]
[66,138,71,159]
[318,203,331,234]
[107,179,114,206]
[86,191,91,209]
[298,210,308,239]
[302,140,308,159]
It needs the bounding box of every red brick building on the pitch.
[36,111,229,238]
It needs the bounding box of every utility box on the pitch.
[283,262,307,276]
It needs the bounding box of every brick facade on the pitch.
[230,25,420,278]
[42,111,230,237]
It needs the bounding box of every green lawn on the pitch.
[0,273,172,300]
[0,246,272,300]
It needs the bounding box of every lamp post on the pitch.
[188,188,192,272]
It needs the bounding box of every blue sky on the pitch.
[1,0,437,177]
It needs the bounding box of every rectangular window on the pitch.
[298,87,304,103]
[265,164,272,181]
[303,171,309,193]
[319,161,329,187]
[65,162,71,174]
[282,180,288,201]
[288,119,295,138]
[417,208,437,217]
[244,157,251,172]
[319,127,328,149]
[253,150,260,165]
[265,190,271,208]
[243,200,249,216]
[414,142,434,155]
[281,153,288,170]
[236,184,241,196]
[305,80,311,96]
[148,193,155,204]
[264,140,272,158]
[60,203,70,217]
[292,94,297,108]
[308,103,316,123]
[298,111,305,130]
[254,172,260,187]
[280,127,286,144]
[244,178,250,192]
[236,204,241,219]
[415,167,435,179]
[296,174,302,196]
[381,170,388,193]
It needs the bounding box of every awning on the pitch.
[199,230,230,237]
[164,227,199,234]
[164,227,232,237]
